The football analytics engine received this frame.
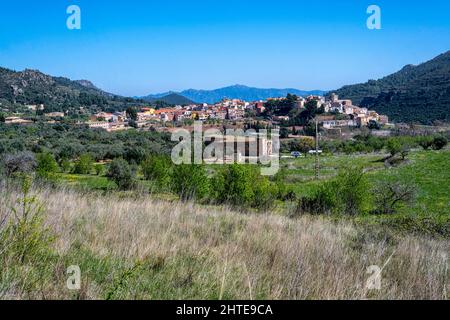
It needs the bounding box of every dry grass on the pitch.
[0,185,448,300]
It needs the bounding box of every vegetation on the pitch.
[333,51,450,124]
[106,158,135,190]
[36,152,59,179]
[73,154,94,175]
[0,123,173,163]
[297,167,370,216]
[141,155,172,189]
[0,183,447,299]
[0,67,144,114]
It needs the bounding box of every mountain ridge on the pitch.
[142,84,326,104]
[0,67,138,113]
[333,51,450,124]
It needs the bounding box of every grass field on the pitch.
[0,186,448,299]
[1,149,449,300]
[282,150,449,212]
[52,150,450,236]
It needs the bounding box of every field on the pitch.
[1,149,448,300]
[53,149,450,236]
[0,185,448,299]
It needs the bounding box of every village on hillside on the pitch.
[2,92,396,137]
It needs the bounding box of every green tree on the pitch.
[36,152,59,179]
[171,164,209,201]
[0,113,5,123]
[211,164,277,209]
[94,163,105,176]
[141,155,172,188]
[212,164,255,207]
[60,158,72,173]
[386,138,402,157]
[107,158,135,190]
[297,167,370,216]
[73,154,93,175]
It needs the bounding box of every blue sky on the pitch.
[1,0,450,96]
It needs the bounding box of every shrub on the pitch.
[60,158,72,173]
[94,164,105,176]
[297,181,338,215]
[1,151,37,177]
[124,146,147,164]
[171,164,209,201]
[141,155,172,188]
[0,176,54,264]
[73,154,93,175]
[432,136,448,150]
[36,152,59,179]
[386,138,402,157]
[334,168,371,215]
[297,167,370,216]
[211,164,255,206]
[252,177,277,210]
[211,164,277,209]
[372,180,417,215]
[419,136,434,150]
[106,158,135,190]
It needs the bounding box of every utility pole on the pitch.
[315,118,320,180]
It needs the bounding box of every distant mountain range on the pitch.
[333,51,450,124]
[141,85,326,104]
[2,50,450,124]
[143,93,195,105]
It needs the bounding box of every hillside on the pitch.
[143,93,195,105]
[333,51,450,124]
[143,85,326,104]
[0,67,139,113]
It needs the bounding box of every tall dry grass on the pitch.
[0,184,448,300]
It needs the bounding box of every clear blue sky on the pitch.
[1,0,450,96]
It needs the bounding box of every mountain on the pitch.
[0,67,138,113]
[333,51,450,124]
[143,93,195,105]
[142,85,326,104]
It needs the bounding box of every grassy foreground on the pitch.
[0,185,448,300]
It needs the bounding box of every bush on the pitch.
[211,165,255,207]
[432,136,448,150]
[171,164,209,201]
[386,138,402,157]
[419,136,434,150]
[372,180,416,215]
[36,152,59,179]
[1,151,37,177]
[297,182,338,215]
[106,158,135,190]
[0,176,54,263]
[211,164,277,209]
[124,146,147,164]
[94,164,105,176]
[60,158,72,173]
[297,167,370,216]
[273,169,297,201]
[141,155,172,189]
[73,154,93,175]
